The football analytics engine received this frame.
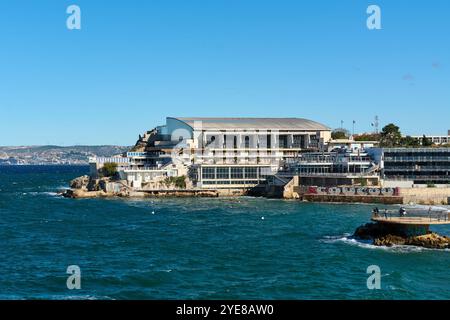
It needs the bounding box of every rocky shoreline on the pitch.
[353,222,450,249]
[61,175,220,198]
[61,175,125,198]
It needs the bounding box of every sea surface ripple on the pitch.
[0,166,449,299]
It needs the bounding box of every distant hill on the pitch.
[0,145,130,165]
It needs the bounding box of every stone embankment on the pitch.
[283,176,450,205]
[62,175,223,198]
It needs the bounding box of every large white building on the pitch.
[91,117,332,189]
[410,130,450,145]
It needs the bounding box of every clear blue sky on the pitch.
[0,0,449,146]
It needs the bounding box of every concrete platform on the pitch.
[371,216,450,225]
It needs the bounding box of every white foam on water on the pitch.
[27,191,60,197]
[57,295,115,300]
[321,235,450,253]
[43,191,58,196]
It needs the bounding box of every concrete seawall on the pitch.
[400,187,450,205]
[283,176,450,205]
[302,194,403,204]
[132,189,219,197]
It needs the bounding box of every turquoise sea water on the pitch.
[0,165,449,300]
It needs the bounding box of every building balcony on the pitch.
[384,175,450,181]
[384,166,450,171]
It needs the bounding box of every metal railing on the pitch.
[123,166,165,171]
[372,208,450,222]
[385,157,450,162]
[384,175,450,181]
[293,172,379,177]
[384,166,450,170]
[384,148,450,152]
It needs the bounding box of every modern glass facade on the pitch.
[288,152,374,175]
[383,148,450,184]
[200,166,274,187]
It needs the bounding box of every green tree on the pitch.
[101,162,118,177]
[422,135,433,147]
[354,133,381,141]
[379,123,402,147]
[401,136,420,147]
[163,176,186,189]
[331,128,350,140]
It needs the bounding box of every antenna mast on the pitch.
[374,115,379,134]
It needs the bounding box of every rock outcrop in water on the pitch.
[63,174,220,199]
[62,188,119,199]
[63,175,127,199]
[406,233,450,249]
[353,222,450,249]
[69,175,90,189]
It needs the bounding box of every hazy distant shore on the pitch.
[0,145,129,166]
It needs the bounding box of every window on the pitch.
[267,134,272,148]
[217,167,229,179]
[279,135,288,148]
[231,167,244,179]
[244,167,257,179]
[244,136,250,149]
[293,135,302,148]
[202,167,215,179]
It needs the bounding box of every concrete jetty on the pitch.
[354,207,450,248]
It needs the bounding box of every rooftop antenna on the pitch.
[371,115,379,134]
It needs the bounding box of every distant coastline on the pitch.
[0,145,129,166]
[0,164,89,166]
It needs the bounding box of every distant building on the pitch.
[326,139,379,152]
[410,131,450,145]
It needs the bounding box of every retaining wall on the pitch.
[302,194,403,204]
[400,187,450,205]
